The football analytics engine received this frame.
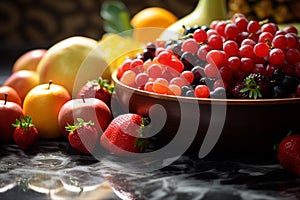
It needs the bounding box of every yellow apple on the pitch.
[37,36,110,97]
[23,81,71,139]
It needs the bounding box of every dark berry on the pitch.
[181,85,193,95]
[180,52,197,71]
[146,42,156,53]
[281,75,299,93]
[171,43,182,56]
[272,69,286,83]
[141,49,154,61]
[210,87,226,99]
[183,25,201,35]
[186,90,195,97]
[199,77,216,90]
[247,73,272,97]
[229,82,249,99]
[201,25,210,31]
[271,86,288,98]
[191,66,205,84]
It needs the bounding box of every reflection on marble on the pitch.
[1,141,300,200]
[0,141,117,200]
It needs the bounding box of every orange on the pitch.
[0,86,22,106]
[12,49,47,73]
[130,7,178,44]
[23,82,71,139]
[3,70,39,102]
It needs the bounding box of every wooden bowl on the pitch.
[111,71,300,158]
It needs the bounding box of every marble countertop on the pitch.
[0,140,299,200]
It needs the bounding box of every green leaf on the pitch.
[101,1,133,35]
[12,115,34,131]
[65,118,95,133]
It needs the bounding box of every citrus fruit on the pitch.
[37,36,109,97]
[3,70,39,102]
[23,81,71,139]
[12,49,47,72]
[130,7,178,43]
[98,33,143,75]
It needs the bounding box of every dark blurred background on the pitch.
[0,0,200,68]
[0,0,299,68]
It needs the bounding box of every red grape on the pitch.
[269,48,285,65]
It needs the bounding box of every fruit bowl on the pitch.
[111,70,300,157]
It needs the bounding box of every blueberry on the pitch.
[185,90,195,97]
[199,77,215,90]
[210,87,226,99]
[180,52,197,71]
[271,86,287,98]
[281,75,299,93]
[181,85,192,94]
[191,66,205,84]
[272,69,286,83]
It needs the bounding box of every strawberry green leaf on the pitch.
[134,117,150,151]
[12,115,34,131]
[240,76,262,99]
[65,118,95,133]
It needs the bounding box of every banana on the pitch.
[159,0,227,40]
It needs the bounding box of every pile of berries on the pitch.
[117,13,300,99]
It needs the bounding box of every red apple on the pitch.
[0,93,24,143]
[0,86,22,106]
[77,77,114,107]
[12,49,47,72]
[58,95,112,138]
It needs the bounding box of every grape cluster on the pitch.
[117,13,300,99]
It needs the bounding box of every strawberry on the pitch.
[229,73,272,99]
[100,113,149,155]
[12,115,39,150]
[66,118,99,154]
[277,133,300,177]
[77,77,114,106]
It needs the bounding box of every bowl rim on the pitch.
[112,70,300,106]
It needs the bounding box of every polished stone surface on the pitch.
[1,140,299,200]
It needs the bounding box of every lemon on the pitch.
[98,33,143,75]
